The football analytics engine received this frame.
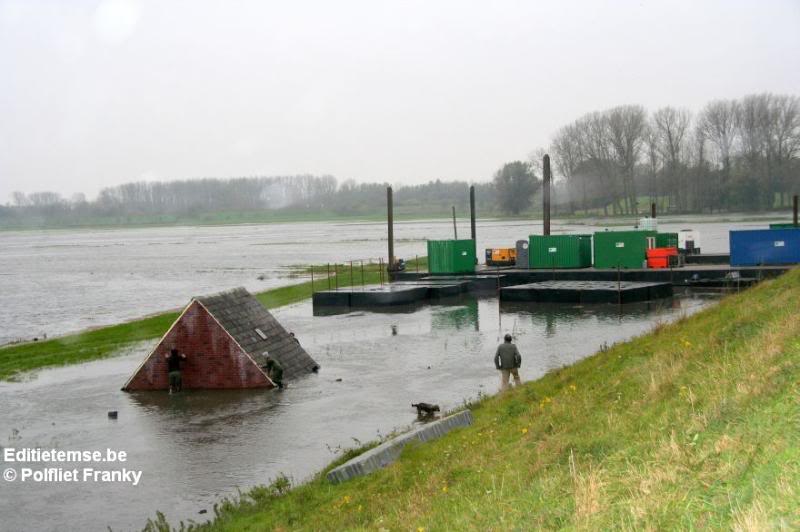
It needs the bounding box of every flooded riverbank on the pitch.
[0,216,772,345]
[0,292,717,530]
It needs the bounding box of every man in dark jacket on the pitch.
[165,348,187,394]
[494,334,522,391]
[262,354,284,389]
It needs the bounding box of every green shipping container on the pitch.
[427,239,476,274]
[769,223,799,229]
[655,232,679,248]
[529,234,592,269]
[593,230,657,269]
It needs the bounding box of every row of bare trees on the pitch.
[550,93,800,214]
[2,175,497,226]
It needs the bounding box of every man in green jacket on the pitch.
[263,354,284,389]
[494,334,522,391]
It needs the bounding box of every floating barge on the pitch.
[500,280,673,304]
[312,279,476,309]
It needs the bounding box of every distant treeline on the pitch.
[0,176,499,227]
[2,92,798,228]
[550,92,800,215]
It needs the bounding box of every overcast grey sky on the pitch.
[1,0,798,201]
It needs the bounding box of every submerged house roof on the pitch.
[123,287,319,391]
[196,287,319,376]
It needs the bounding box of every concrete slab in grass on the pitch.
[326,410,474,484]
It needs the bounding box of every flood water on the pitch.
[0,215,776,345]
[0,292,717,531]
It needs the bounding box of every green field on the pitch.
[142,267,800,531]
[0,258,427,381]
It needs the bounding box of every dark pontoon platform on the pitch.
[500,280,673,304]
[312,281,472,309]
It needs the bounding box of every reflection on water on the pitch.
[431,297,480,331]
[0,292,717,531]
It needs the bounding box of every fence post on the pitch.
[350,261,354,287]
[360,260,365,288]
[334,263,338,291]
[327,263,331,290]
[311,266,314,294]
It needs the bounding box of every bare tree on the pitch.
[606,105,647,214]
[651,106,691,211]
[551,124,584,213]
[697,99,739,211]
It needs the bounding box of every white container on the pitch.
[638,217,658,231]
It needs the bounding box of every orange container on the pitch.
[646,247,678,259]
[647,257,669,269]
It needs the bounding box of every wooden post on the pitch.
[311,266,314,293]
[360,260,365,288]
[452,206,458,239]
[334,263,338,291]
[350,260,354,287]
[327,263,331,290]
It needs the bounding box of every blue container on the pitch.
[729,229,800,266]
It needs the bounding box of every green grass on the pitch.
[0,257,428,381]
[150,267,800,531]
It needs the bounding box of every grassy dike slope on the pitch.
[188,269,800,531]
[0,260,420,380]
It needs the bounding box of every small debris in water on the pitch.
[108,411,118,419]
[335,378,342,382]
[198,509,207,515]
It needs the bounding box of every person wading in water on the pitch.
[494,334,522,391]
[165,348,187,394]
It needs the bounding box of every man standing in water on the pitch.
[263,354,284,389]
[494,334,522,391]
[165,348,187,394]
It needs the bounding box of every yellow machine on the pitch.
[485,247,517,266]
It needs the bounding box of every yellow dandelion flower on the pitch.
[442,486,448,493]
[521,428,528,434]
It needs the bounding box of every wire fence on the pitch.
[307,255,426,293]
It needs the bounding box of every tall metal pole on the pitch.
[452,206,458,239]
[543,154,551,236]
[794,194,798,227]
[651,202,657,219]
[470,185,476,241]
[470,185,477,264]
[387,186,395,270]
